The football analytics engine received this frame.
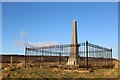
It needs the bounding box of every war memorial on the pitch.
[24,20,114,69]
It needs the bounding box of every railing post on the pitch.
[59,45,62,65]
[10,55,13,67]
[25,47,27,68]
[111,48,113,67]
[111,48,112,59]
[86,41,89,70]
[84,42,86,69]
[42,49,43,66]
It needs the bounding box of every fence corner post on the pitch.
[86,41,89,70]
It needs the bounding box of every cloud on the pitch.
[16,40,33,47]
[15,41,70,51]
[29,42,59,47]
[16,40,59,48]
[19,30,28,38]
[17,30,62,50]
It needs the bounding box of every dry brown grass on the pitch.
[1,61,118,79]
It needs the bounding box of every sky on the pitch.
[0,2,2,54]
[2,2,118,58]
[1,0,120,2]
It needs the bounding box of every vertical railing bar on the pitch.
[25,47,27,68]
[86,41,88,70]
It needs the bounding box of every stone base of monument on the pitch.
[66,57,80,67]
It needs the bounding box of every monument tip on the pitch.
[73,19,76,22]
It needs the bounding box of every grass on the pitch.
[1,61,119,79]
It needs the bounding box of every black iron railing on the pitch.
[25,41,114,69]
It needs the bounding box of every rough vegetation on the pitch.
[1,60,119,79]
[1,55,119,79]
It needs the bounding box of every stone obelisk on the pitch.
[66,20,79,65]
